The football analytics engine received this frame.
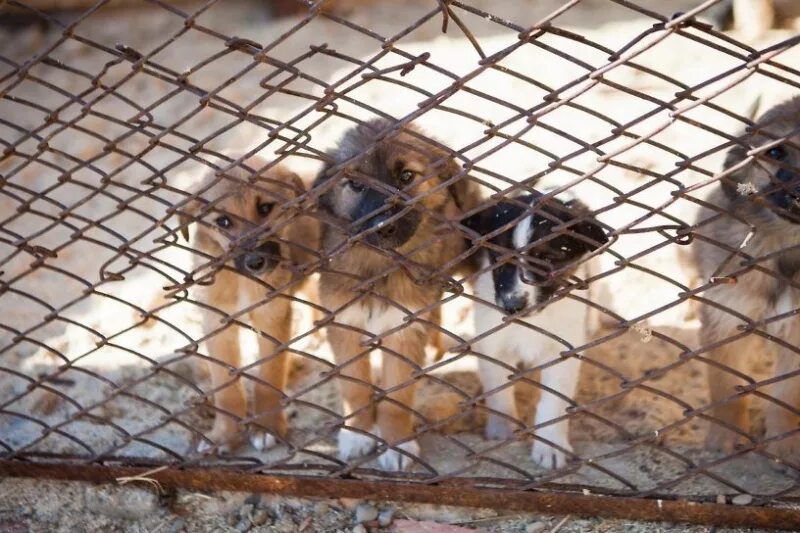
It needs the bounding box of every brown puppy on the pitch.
[179,157,318,453]
[693,96,800,460]
[313,119,478,470]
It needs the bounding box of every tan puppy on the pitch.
[693,96,800,460]
[179,157,318,453]
[313,119,478,470]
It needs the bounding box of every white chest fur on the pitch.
[472,263,593,470]
[472,268,590,365]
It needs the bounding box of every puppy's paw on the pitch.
[249,431,279,452]
[197,438,229,455]
[531,439,572,469]
[766,435,800,465]
[485,414,517,441]
[378,439,420,471]
[338,427,377,460]
[705,428,750,454]
[196,423,242,454]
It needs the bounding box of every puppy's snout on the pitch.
[365,212,396,232]
[234,241,280,276]
[362,211,408,246]
[498,293,529,315]
[243,252,268,274]
[375,219,397,239]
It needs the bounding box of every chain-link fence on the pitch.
[3,0,800,528]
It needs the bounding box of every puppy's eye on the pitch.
[398,169,415,185]
[767,145,788,161]
[344,179,365,192]
[215,215,232,229]
[257,202,273,217]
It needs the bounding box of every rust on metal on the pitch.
[2,460,800,530]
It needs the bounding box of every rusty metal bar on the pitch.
[2,460,800,530]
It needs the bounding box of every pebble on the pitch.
[732,494,754,505]
[339,498,360,510]
[314,501,330,515]
[377,508,394,527]
[234,518,252,532]
[167,519,186,533]
[240,504,254,519]
[273,503,287,519]
[351,525,367,533]
[716,494,726,504]
[354,503,378,524]
[251,509,270,526]
[226,512,240,526]
[84,486,159,520]
[525,521,547,533]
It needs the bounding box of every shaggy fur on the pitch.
[464,192,607,469]
[693,96,800,461]
[179,157,318,454]
[313,118,479,471]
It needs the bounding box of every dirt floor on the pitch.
[2,0,800,531]
[0,476,790,533]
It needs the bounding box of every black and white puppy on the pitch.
[463,191,608,469]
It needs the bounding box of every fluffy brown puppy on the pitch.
[313,119,478,471]
[693,96,800,460]
[179,157,318,454]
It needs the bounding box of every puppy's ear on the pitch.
[441,157,480,213]
[311,161,337,213]
[560,198,608,252]
[176,167,217,241]
[281,174,319,272]
[460,210,486,238]
[285,214,320,274]
[178,212,192,241]
[573,218,608,251]
[284,170,306,199]
[177,194,205,241]
[458,208,487,276]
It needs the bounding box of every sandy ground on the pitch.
[1,477,784,533]
[2,0,800,531]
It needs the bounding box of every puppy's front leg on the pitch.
[376,326,426,471]
[328,325,377,461]
[764,307,800,463]
[197,273,247,453]
[477,352,518,440]
[705,335,761,453]
[764,347,800,463]
[249,300,291,451]
[531,355,579,469]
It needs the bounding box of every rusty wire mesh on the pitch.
[3,0,800,524]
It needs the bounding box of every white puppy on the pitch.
[464,192,607,469]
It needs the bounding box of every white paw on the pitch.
[196,438,231,455]
[338,427,377,460]
[378,439,420,471]
[249,431,278,451]
[531,439,572,469]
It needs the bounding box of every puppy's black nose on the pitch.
[376,223,396,239]
[364,213,397,240]
[499,293,528,314]
[243,252,267,274]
